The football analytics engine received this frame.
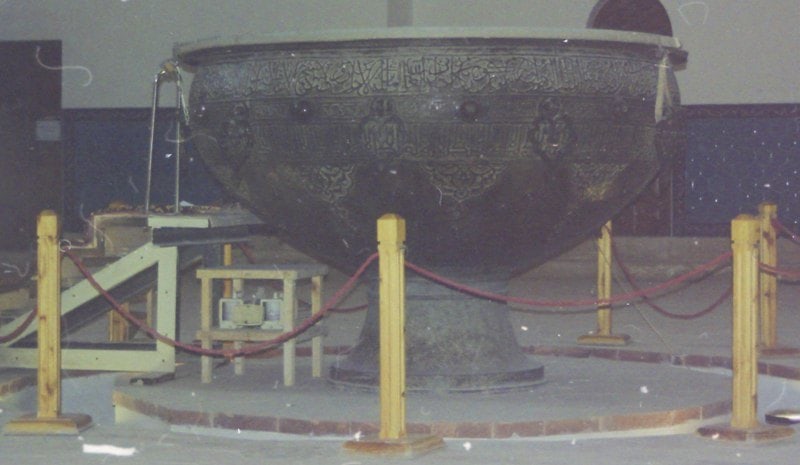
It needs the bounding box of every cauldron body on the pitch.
[177,29,686,390]
[177,29,685,275]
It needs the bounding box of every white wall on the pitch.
[662,0,800,105]
[0,0,388,108]
[412,0,800,105]
[1,0,797,107]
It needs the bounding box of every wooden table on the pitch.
[196,263,328,386]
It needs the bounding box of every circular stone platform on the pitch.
[111,352,733,439]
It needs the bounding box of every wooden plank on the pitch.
[107,302,130,342]
[0,347,174,372]
[195,326,324,342]
[196,264,327,281]
[222,243,233,298]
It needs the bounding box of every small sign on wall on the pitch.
[36,119,61,141]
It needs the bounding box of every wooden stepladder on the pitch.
[4,211,92,435]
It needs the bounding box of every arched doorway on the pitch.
[587,0,673,36]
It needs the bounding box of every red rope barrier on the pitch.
[405,251,732,309]
[773,218,800,246]
[0,307,37,344]
[611,239,732,320]
[60,234,735,357]
[327,303,369,313]
[0,275,31,293]
[235,241,259,264]
[758,219,800,279]
[62,248,376,358]
[760,262,800,280]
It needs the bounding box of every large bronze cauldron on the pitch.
[176,28,686,391]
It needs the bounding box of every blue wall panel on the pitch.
[63,109,223,231]
[62,105,800,237]
[678,105,800,235]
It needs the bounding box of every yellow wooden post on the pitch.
[697,214,793,441]
[731,214,760,430]
[37,210,61,419]
[222,243,233,298]
[757,203,799,356]
[343,214,443,456]
[597,220,613,336]
[578,221,629,346]
[4,210,92,435]
[377,213,406,440]
[199,275,213,384]
[759,203,778,350]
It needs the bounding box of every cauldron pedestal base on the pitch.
[328,270,544,393]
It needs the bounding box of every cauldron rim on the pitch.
[174,26,685,65]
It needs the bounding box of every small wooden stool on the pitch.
[196,263,328,386]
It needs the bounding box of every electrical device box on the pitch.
[218,295,284,330]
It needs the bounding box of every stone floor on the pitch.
[109,354,732,439]
[2,235,800,464]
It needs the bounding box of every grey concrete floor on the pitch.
[2,235,800,463]
[1,393,800,465]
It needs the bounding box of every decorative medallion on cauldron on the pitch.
[176,27,686,391]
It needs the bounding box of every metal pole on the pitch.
[173,75,183,214]
[144,74,161,214]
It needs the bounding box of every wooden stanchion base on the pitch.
[577,333,631,346]
[3,413,93,435]
[697,422,794,442]
[759,345,800,358]
[343,434,445,457]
